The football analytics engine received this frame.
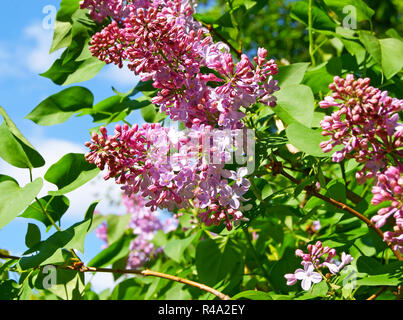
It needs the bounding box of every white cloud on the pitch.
[0,22,61,81]
[0,138,124,222]
[85,272,115,294]
[99,62,140,87]
[23,24,61,73]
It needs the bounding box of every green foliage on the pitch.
[20,195,70,228]
[26,87,94,126]
[1,0,403,301]
[0,107,45,168]
[44,153,99,195]
[0,177,43,230]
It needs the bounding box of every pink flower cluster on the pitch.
[319,74,403,183]
[85,123,251,230]
[319,74,403,254]
[284,241,353,291]
[96,193,177,268]
[83,0,279,129]
[371,166,403,253]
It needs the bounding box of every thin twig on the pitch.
[0,252,230,300]
[367,286,388,300]
[202,22,242,59]
[268,163,402,261]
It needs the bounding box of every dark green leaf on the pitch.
[88,232,134,268]
[25,223,41,249]
[20,195,70,228]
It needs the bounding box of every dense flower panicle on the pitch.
[85,123,251,230]
[284,241,353,291]
[95,193,177,268]
[371,166,403,253]
[319,74,403,183]
[85,0,279,129]
[80,0,149,22]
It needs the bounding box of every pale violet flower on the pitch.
[294,262,323,291]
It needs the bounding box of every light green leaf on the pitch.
[274,84,315,127]
[0,107,45,168]
[0,178,43,230]
[285,122,328,157]
[232,290,273,300]
[164,232,199,263]
[276,63,309,87]
[26,87,94,126]
[380,38,403,79]
[45,153,100,195]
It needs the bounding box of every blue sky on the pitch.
[0,1,147,291]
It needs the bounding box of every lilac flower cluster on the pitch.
[85,123,251,230]
[371,166,403,253]
[96,193,177,268]
[319,74,403,183]
[284,241,353,291]
[82,0,279,129]
[319,74,403,254]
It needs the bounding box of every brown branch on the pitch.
[0,252,230,300]
[202,22,242,59]
[367,286,388,300]
[267,163,402,261]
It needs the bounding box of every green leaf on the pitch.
[195,237,243,288]
[104,213,132,244]
[34,268,85,300]
[141,104,157,123]
[232,290,273,300]
[92,95,151,122]
[0,280,20,300]
[49,0,81,53]
[295,281,329,299]
[291,1,337,31]
[356,274,402,286]
[41,53,105,86]
[286,122,328,157]
[164,232,199,263]
[45,153,100,195]
[0,178,43,230]
[88,232,134,268]
[20,195,70,228]
[19,217,94,270]
[26,87,94,126]
[276,63,309,87]
[0,107,45,168]
[359,31,382,66]
[379,38,403,79]
[324,0,374,22]
[273,84,315,127]
[50,21,73,53]
[25,223,41,249]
